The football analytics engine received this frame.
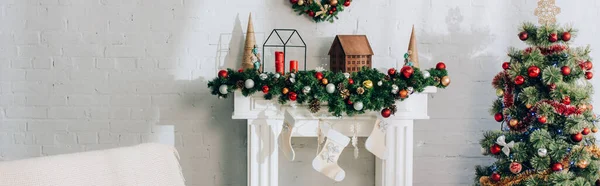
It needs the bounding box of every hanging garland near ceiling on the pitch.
[290,0,352,23]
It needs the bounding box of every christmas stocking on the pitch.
[365,118,388,159]
[279,121,295,161]
[312,129,350,182]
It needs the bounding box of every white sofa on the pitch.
[0,143,185,186]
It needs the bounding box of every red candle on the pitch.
[276,61,284,75]
[289,60,298,73]
[275,51,284,62]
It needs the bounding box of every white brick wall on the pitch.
[1,0,600,185]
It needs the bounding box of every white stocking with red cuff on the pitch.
[366,118,388,159]
[312,129,350,182]
[279,121,295,161]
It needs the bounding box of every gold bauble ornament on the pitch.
[526,104,532,109]
[282,88,289,95]
[509,119,519,127]
[298,0,304,5]
[356,87,365,95]
[330,0,338,6]
[322,78,329,85]
[592,127,598,133]
[399,90,408,98]
[363,80,373,89]
[496,89,504,97]
[441,76,451,86]
[577,160,589,169]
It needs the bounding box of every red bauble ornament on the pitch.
[401,66,414,78]
[585,61,593,70]
[586,71,593,80]
[290,0,299,4]
[561,32,571,41]
[490,144,502,155]
[552,163,563,172]
[518,32,529,41]
[528,66,541,78]
[331,7,337,11]
[218,70,228,78]
[549,33,558,42]
[582,128,591,135]
[346,99,352,105]
[490,173,501,182]
[343,0,350,6]
[514,75,525,85]
[348,78,354,85]
[436,62,446,70]
[509,162,522,174]
[388,68,396,76]
[494,113,503,122]
[572,133,583,142]
[381,108,392,118]
[238,68,244,73]
[561,66,571,76]
[549,83,557,90]
[538,116,547,124]
[307,10,315,17]
[262,85,269,94]
[328,10,333,14]
[288,92,297,101]
[315,72,324,80]
[502,62,510,70]
[563,96,571,105]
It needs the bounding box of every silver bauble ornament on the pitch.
[244,79,255,89]
[407,87,414,94]
[391,84,399,94]
[326,83,336,93]
[289,77,295,83]
[219,85,228,94]
[422,71,431,78]
[303,86,311,94]
[259,73,268,80]
[343,73,350,79]
[290,73,296,78]
[377,81,383,86]
[537,148,547,157]
[353,101,364,111]
[274,73,281,79]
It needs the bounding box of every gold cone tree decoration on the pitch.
[407,25,419,68]
[242,13,256,70]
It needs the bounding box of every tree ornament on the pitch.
[303,86,311,94]
[259,73,268,80]
[549,83,557,90]
[322,78,329,85]
[586,71,593,80]
[307,10,315,17]
[549,33,558,42]
[577,159,589,169]
[391,85,399,94]
[582,128,591,135]
[346,99,352,105]
[494,113,503,122]
[218,70,228,78]
[585,61,593,70]
[561,32,571,41]
[274,73,281,79]
[288,92,297,101]
[282,87,289,95]
[571,133,583,142]
[381,108,392,118]
[315,72,324,80]
[290,0,299,4]
[356,87,365,95]
[330,0,338,6]
[407,87,414,94]
[289,77,296,84]
[262,85,269,94]
[538,116,547,124]
[526,103,533,109]
[509,162,522,174]
[441,76,451,86]
[490,172,501,182]
[502,62,510,70]
[514,75,525,85]
[518,31,528,41]
[340,89,350,99]
[562,96,571,105]
[238,68,244,73]
[326,83,336,93]
[401,66,414,78]
[399,90,408,98]
[297,0,304,5]
[527,66,541,78]
[592,127,598,133]
[535,149,548,159]
[219,85,228,95]
[363,80,373,89]
[388,68,396,76]
[328,10,333,15]
[309,99,320,113]
[348,78,354,85]
[244,79,255,89]
[343,73,350,79]
[490,144,502,155]
[496,89,504,97]
[353,101,363,111]
[561,66,571,76]
[551,163,563,171]
[343,0,350,6]
[509,119,518,127]
[377,81,382,86]
[422,71,431,78]
[436,62,446,70]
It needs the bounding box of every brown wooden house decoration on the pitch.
[328,35,374,73]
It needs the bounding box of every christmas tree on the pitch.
[475,23,600,185]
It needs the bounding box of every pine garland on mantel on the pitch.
[208,64,450,117]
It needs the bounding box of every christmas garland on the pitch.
[207,64,450,117]
[290,0,352,23]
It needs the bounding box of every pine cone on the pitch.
[384,75,391,81]
[340,89,350,99]
[389,105,397,114]
[337,83,345,92]
[236,81,244,89]
[309,99,321,113]
[356,87,365,95]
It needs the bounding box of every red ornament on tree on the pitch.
[388,68,396,76]
[586,71,593,80]
[549,83,557,90]
[561,66,571,76]
[502,62,510,70]
[262,85,269,94]
[551,163,563,172]
[290,0,299,4]
[238,68,244,73]
[307,10,315,17]
[401,66,414,79]
[538,116,547,124]
[549,33,558,42]
[490,173,501,182]
[343,0,350,6]
[288,92,297,101]
[490,144,502,155]
[328,10,334,15]
[218,70,228,78]
[572,133,583,142]
[346,99,352,105]
[582,128,591,135]
[514,75,525,85]
[518,31,528,41]
[348,78,354,85]
[315,72,324,80]
[436,62,446,70]
[563,96,571,105]
[528,66,541,78]
[509,162,522,174]
[561,32,571,42]
[585,61,593,70]
[381,108,392,118]
[494,113,503,122]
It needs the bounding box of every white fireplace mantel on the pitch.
[232,86,437,186]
